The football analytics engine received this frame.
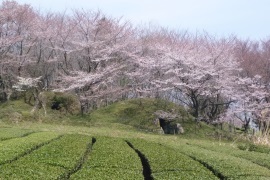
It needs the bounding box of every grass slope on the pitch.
[0,98,221,138]
[88,98,221,137]
[89,98,192,128]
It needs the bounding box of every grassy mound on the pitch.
[0,98,226,138]
[89,98,192,129]
[88,98,221,137]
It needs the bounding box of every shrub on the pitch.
[71,136,143,179]
[0,132,60,165]
[237,143,250,151]
[172,141,270,179]
[49,92,80,114]
[191,140,270,171]
[249,143,270,154]
[0,127,33,141]
[237,143,270,154]
[0,134,91,179]
[128,138,218,179]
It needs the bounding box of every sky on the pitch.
[12,0,270,41]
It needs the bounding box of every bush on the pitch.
[0,134,91,179]
[249,143,270,154]
[237,144,250,151]
[237,143,270,154]
[71,136,143,179]
[0,132,60,165]
[50,92,80,115]
[175,140,270,179]
[0,127,34,141]
[128,138,218,179]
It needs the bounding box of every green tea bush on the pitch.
[175,142,270,179]
[0,132,60,164]
[0,134,91,179]
[187,139,270,171]
[129,139,218,179]
[71,136,143,179]
[249,143,270,154]
[237,143,250,151]
[0,127,33,141]
[73,167,142,180]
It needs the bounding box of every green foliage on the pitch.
[237,143,250,151]
[0,100,32,122]
[0,97,81,124]
[0,124,270,179]
[0,98,228,139]
[248,143,270,154]
[28,134,91,169]
[0,132,60,165]
[0,127,33,141]
[73,168,142,180]
[187,139,270,171]
[153,171,215,180]
[0,134,91,179]
[89,98,193,131]
[2,98,270,179]
[87,98,229,139]
[171,141,270,179]
[237,142,270,154]
[128,138,218,179]
[71,136,143,179]
[48,92,80,114]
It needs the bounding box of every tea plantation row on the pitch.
[1,128,270,179]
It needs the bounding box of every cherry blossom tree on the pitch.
[49,10,138,113]
[134,31,241,123]
[0,0,40,100]
[232,75,270,133]
[2,0,270,132]
[233,39,270,133]
[12,76,47,114]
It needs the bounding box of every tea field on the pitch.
[1,126,270,179]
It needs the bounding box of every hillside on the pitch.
[1,98,270,179]
[0,98,223,138]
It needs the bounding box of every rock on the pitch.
[176,123,184,134]
[154,110,179,121]
[153,110,184,134]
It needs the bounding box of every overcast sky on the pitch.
[13,0,270,41]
